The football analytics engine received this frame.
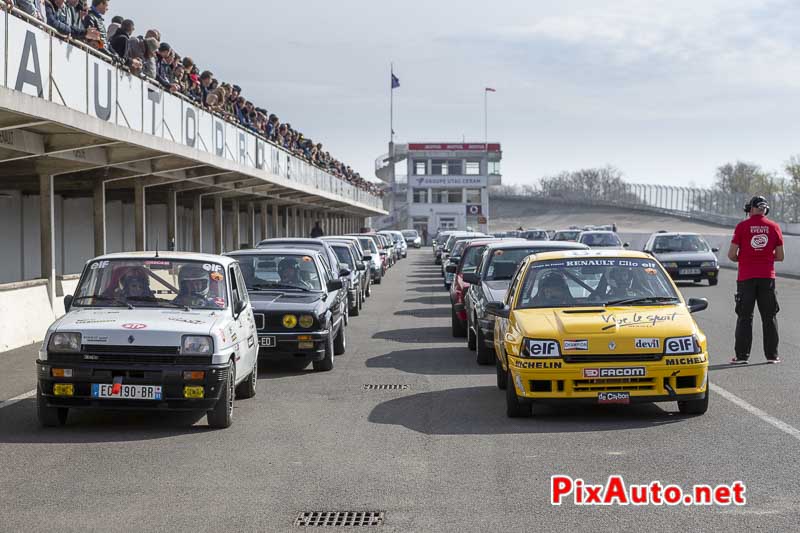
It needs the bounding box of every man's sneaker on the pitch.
[730,357,749,365]
[766,357,782,364]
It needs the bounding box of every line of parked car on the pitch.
[432,230,711,418]
[34,230,409,429]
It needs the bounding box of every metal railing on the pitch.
[1,6,382,211]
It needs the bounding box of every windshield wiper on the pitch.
[72,295,134,309]
[605,296,680,306]
[251,282,313,292]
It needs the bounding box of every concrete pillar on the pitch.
[232,199,241,250]
[214,197,224,254]
[166,188,177,251]
[247,202,256,247]
[93,179,106,256]
[39,174,56,305]
[272,203,280,238]
[293,207,300,237]
[284,206,290,237]
[193,195,202,252]
[134,179,146,251]
[260,201,269,243]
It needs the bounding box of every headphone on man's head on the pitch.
[744,195,770,216]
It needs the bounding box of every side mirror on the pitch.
[449,256,461,264]
[687,297,708,314]
[339,268,351,277]
[327,279,344,292]
[462,273,481,285]
[485,301,510,319]
[445,264,458,274]
[63,294,73,313]
[233,299,246,317]
[356,263,366,271]
[711,247,720,253]
[363,255,373,261]
[623,242,630,248]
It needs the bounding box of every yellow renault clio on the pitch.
[487,250,709,418]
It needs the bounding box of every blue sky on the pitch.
[118,0,800,187]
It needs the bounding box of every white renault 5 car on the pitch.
[36,252,259,429]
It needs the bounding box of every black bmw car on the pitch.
[226,248,347,371]
[464,241,588,365]
[643,232,720,286]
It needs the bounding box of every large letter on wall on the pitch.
[214,121,224,157]
[92,62,113,121]
[15,31,44,97]
[184,107,197,148]
[239,133,246,165]
[145,87,162,135]
[255,140,265,170]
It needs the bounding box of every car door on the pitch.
[496,264,523,367]
[228,264,255,379]
[319,258,342,333]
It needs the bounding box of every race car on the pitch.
[487,249,710,418]
[643,232,720,286]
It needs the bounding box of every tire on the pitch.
[314,332,335,371]
[351,293,361,317]
[708,278,718,286]
[496,357,507,390]
[208,362,235,429]
[467,320,477,351]
[451,308,466,337]
[476,327,494,365]
[235,357,257,399]
[37,385,68,427]
[365,279,372,297]
[334,322,347,355]
[678,390,709,415]
[343,303,349,327]
[506,371,532,418]
[374,274,382,285]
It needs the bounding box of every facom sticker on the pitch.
[584,367,646,378]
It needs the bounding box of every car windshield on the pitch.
[484,248,545,281]
[516,257,678,309]
[525,231,549,240]
[73,259,229,309]
[402,230,418,238]
[580,233,621,247]
[230,253,323,291]
[554,231,580,241]
[451,241,469,258]
[332,246,355,269]
[358,238,379,254]
[461,245,487,274]
[653,235,710,253]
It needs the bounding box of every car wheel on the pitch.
[709,278,718,286]
[476,327,494,365]
[506,371,532,418]
[467,320,477,351]
[374,274,382,285]
[678,390,709,415]
[208,361,235,429]
[334,322,347,355]
[365,279,372,297]
[451,308,466,337]
[343,303,349,326]
[235,357,257,399]
[36,384,68,427]
[496,357,507,390]
[351,294,361,317]
[313,332,335,371]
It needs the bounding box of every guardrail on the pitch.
[0,7,382,211]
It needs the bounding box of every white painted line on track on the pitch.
[0,389,36,410]
[712,383,800,442]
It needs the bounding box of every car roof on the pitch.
[528,249,652,262]
[226,248,322,257]
[258,238,326,246]
[483,240,588,251]
[91,251,237,265]
[650,232,701,237]
[554,228,580,232]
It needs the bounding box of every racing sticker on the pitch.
[167,317,204,325]
[598,392,630,404]
[84,335,109,343]
[563,339,588,351]
[584,367,646,378]
[210,271,224,282]
[665,336,696,354]
[90,260,110,270]
[145,260,171,266]
[665,355,705,366]
[121,323,147,330]
[75,319,117,325]
[527,339,560,357]
[202,263,223,273]
[634,338,660,349]
[751,234,769,249]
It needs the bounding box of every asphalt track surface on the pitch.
[1,251,800,531]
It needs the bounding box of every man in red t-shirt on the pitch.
[727,195,785,364]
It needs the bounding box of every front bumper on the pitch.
[506,354,708,404]
[664,267,719,281]
[257,331,329,362]
[36,359,229,411]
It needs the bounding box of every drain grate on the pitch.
[295,511,384,527]
[362,384,409,391]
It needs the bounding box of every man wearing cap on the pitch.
[728,195,785,364]
[155,42,179,92]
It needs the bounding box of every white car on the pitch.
[36,252,259,429]
[381,230,408,258]
[402,229,422,248]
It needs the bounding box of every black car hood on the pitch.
[484,280,511,302]
[249,291,324,311]
[654,251,717,263]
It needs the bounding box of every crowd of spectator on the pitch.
[5,0,384,198]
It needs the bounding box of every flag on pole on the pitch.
[485,87,496,92]
[392,73,400,89]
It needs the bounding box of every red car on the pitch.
[448,239,499,337]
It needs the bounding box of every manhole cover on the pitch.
[295,511,384,527]
[362,384,409,391]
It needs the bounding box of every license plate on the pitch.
[259,336,276,348]
[679,268,701,275]
[598,391,630,404]
[91,383,162,400]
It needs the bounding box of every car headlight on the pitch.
[182,335,214,355]
[283,314,298,328]
[701,261,717,268]
[299,315,315,328]
[661,262,678,269]
[520,338,561,358]
[664,335,701,355]
[48,332,82,353]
